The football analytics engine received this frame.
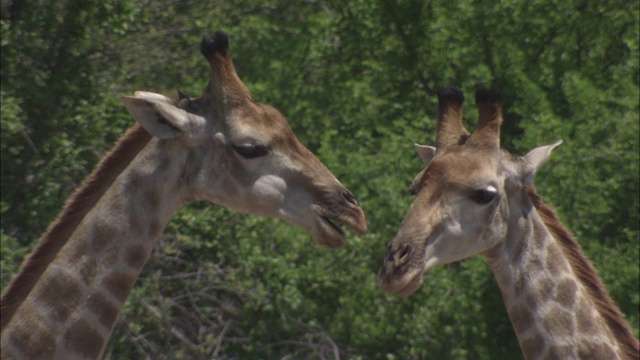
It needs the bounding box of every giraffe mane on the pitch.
[525,185,639,359]
[0,125,152,332]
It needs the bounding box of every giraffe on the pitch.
[378,88,639,359]
[0,31,367,360]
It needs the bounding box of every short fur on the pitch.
[0,125,152,332]
[525,185,640,359]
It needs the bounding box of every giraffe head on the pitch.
[378,87,561,296]
[121,31,366,247]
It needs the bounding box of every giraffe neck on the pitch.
[1,138,190,360]
[483,190,629,360]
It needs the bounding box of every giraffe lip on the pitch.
[311,215,348,248]
[392,272,423,297]
[311,203,366,247]
[379,270,423,297]
[321,216,345,236]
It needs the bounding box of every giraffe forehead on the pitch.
[231,105,298,145]
[182,94,293,142]
[427,150,498,184]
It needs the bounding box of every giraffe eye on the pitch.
[471,186,498,204]
[232,143,268,159]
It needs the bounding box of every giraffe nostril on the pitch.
[342,191,359,207]
[393,244,413,267]
[399,245,411,261]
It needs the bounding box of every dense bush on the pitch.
[2,1,638,359]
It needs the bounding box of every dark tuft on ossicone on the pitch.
[200,31,229,58]
[475,88,502,104]
[436,87,465,104]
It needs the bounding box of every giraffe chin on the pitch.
[380,271,424,297]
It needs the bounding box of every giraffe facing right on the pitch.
[1,31,367,359]
[378,88,639,359]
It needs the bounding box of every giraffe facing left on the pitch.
[0,31,367,360]
[378,88,638,359]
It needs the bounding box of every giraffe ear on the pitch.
[414,143,437,166]
[521,139,562,183]
[122,95,205,139]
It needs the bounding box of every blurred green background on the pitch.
[1,1,638,359]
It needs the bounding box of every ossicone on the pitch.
[474,87,502,105]
[200,31,230,59]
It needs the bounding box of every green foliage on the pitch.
[2,0,638,359]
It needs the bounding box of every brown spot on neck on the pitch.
[33,271,83,323]
[90,220,119,253]
[554,278,578,309]
[87,293,120,329]
[520,333,545,359]
[577,341,618,359]
[124,245,148,269]
[509,303,534,334]
[544,343,574,359]
[62,318,105,359]
[3,314,56,359]
[102,271,137,303]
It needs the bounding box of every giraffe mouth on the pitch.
[378,269,423,297]
[321,216,345,236]
[309,197,367,248]
[313,215,348,248]
[391,272,423,297]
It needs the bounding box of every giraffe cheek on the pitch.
[480,204,508,248]
[250,175,287,208]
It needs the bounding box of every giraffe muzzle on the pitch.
[377,243,425,296]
